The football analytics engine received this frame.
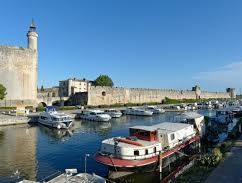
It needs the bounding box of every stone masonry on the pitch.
[87,86,232,106]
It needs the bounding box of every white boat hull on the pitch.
[38,119,73,129]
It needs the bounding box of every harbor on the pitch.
[1,1,242,182]
[0,108,215,183]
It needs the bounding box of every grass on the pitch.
[163,97,218,105]
[0,106,17,110]
[58,106,77,110]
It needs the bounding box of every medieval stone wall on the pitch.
[87,86,231,106]
[0,46,37,103]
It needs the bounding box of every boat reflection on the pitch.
[74,120,112,138]
[38,124,73,141]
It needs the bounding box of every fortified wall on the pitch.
[87,86,231,106]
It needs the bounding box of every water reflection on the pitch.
[73,120,112,138]
[0,110,214,182]
[0,125,37,182]
[38,124,73,141]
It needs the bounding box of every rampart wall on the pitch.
[87,86,231,106]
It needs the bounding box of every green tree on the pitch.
[94,75,114,87]
[0,84,7,100]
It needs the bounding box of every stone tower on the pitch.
[27,19,38,50]
[0,20,38,107]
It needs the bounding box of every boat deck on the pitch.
[20,173,106,183]
[103,137,159,148]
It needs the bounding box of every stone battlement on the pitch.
[0,45,36,52]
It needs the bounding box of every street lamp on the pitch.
[84,154,90,173]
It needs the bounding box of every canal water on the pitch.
[0,110,215,183]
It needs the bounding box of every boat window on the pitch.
[139,131,149,136]
[145,149,148,155]
[153,147,156,153]
[170,133,175,140]
[134,150,139,156]
[41,116,47,120]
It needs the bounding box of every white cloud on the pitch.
[193,61,242,87]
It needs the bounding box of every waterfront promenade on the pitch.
[205,134,242,183]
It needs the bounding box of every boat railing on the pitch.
[39,170,62,182]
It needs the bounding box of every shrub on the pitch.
[97,105,110,108]
[220,141,232,153]
[204,116,210,124]
[212,147,222,163]
[0,106,17,110]
[199,147,222,167]
[59,106,77,110]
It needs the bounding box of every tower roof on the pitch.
[29,19,37,32]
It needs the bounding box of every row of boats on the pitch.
[38,106,166,129]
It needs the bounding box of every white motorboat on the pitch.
[38,106,73,129]
[75,110,111,122]
[123,107,153,116]
[144,106,165,114]
[104,109,122,118]
[19,168,106,183]
[174,112,206,137]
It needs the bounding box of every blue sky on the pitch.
[1,0,242,92]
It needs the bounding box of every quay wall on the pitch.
[0,114,30,126]
[87,86,231,106]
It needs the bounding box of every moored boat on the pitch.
[174,112,206,137]
[144,106,165,114]
[95,122,199,172]
[104,109,122,118]
[123,107,153,116]
[18,168,106,183]
[232,106,242,118]
[75,110,111,122]
[38,106,73,129]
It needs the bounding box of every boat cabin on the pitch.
[174,112,206,137]
[213,109,234,124]
[129,127,158,141]
[130,122,196,150]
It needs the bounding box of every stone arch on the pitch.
[38,102,47,107]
